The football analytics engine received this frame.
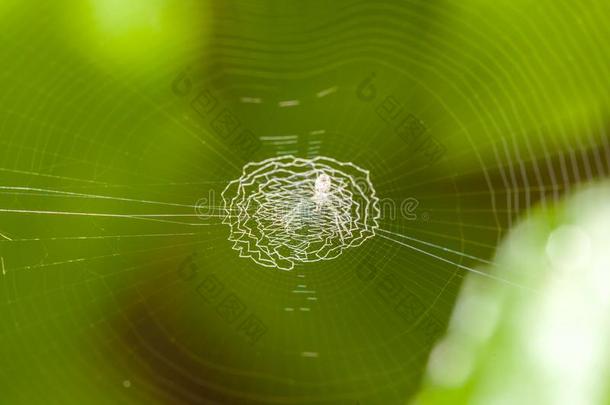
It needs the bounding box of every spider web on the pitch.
[222,156,380,270]
[1,1,610,404]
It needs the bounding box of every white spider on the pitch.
[312,172,331,211]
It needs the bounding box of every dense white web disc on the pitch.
[222,156,380,270]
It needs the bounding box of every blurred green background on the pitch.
[1,1,609,404]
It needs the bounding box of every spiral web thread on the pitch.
[222,156,380,270]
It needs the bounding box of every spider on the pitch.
[282,172,349,240]
[311,172,331,210]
